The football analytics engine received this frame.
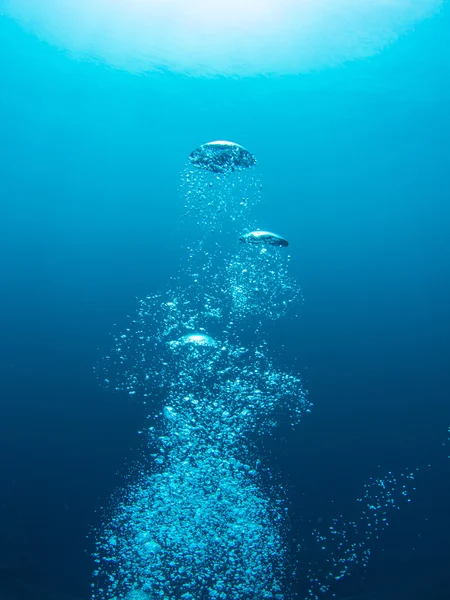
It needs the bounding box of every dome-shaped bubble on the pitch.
[189,140,257,174]
[169,333,219,348]
[240,230,289,247]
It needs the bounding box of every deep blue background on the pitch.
[0,8,449,600]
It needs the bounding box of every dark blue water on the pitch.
[1,9,449,600]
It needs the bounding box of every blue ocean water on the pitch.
[0,5,449,600]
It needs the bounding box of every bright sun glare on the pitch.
[0,0,443,75]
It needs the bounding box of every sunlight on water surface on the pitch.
[0,0,443,75]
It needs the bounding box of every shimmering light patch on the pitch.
[1,0,442,75]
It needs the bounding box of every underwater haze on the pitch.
[0,3,450,600]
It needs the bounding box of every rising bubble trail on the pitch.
[92,141,417,599]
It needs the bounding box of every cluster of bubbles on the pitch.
[181,142,261,231]
[98,284,304,403]
[179,142,300,321]
[92,141,417,599]
[303,470,417,599]
[93,453,287,600]
[225,242,299,321]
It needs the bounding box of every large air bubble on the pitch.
[1,0,442,75]
[189,141,257,174]
[240,230,289,248]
